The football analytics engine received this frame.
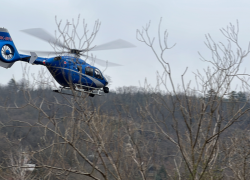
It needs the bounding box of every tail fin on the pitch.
[0,28,20,68]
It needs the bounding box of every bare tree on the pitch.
[7,147,35,180]
[52,15,100,57]
[136,19,250,179]
[222,129,250,180]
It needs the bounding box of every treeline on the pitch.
[0,79,249,151]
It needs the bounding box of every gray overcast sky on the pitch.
[1,0,250,90]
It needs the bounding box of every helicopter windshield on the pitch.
[94,69,103,80]
[85,67,93,76]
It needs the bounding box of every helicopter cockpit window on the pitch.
[85,67,93,76]
[94,69,103,80]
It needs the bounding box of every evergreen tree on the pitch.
[205,89,217,100]
[7,78,16,88]
[237,91,246,102]
[228,91,238,102]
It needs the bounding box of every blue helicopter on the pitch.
[0,28,135,97]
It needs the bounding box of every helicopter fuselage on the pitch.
[19,54,108,89]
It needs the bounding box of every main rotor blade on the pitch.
[82,55,122,67]
[20,28,69,49]
[19,50,68,57]
[89,39,136,51]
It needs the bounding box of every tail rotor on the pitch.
[1,45,14,60]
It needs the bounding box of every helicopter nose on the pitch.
[103,76,108,86]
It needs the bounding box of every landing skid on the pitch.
[53,86,102,97]
[53,90,83,97]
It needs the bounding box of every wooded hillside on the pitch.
[0,79,250,180]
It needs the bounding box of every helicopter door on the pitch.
[85,67,93,76]
[85,67,94,86]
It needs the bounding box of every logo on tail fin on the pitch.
[0,36,12,41]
